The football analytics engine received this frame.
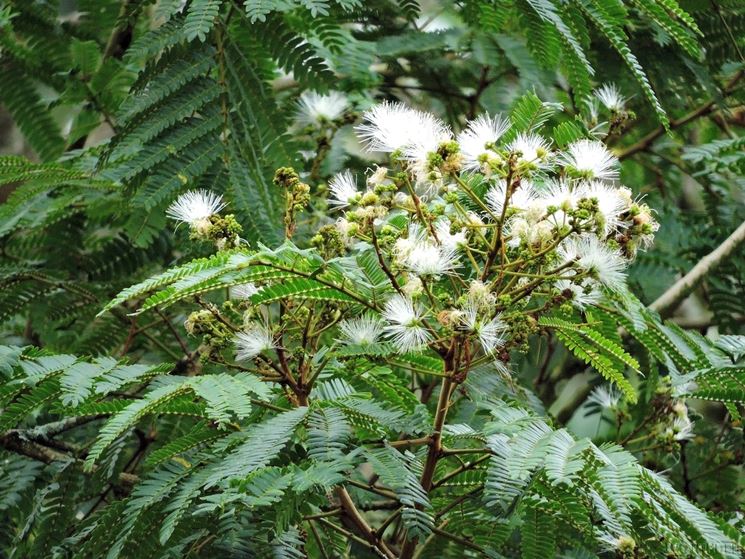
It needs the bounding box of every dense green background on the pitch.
[0,0,743,557]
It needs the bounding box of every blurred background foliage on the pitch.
[0,0,743,556]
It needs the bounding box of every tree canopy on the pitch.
[0,1,743,558]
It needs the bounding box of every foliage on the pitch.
[1,0,744,558]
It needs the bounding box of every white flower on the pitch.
[478,316,507,354]
[367,165,389,187]
[328,170,359,208]
[382,294,432,353]
[485,179,537,217]
[401,276,423,297]
[595,84,626,112]
[457,114,510,171]
[466,211,484,227]
[296,91,348,127]
[458,304,506,354]
[538,179,583,210]
[166,190,225,229]
[505,217,529,248]
[587,384,621,410]
[554,279,602,309]
[560,235,627,291]
[668,401,694,441]
[561,139,619,181]
[338,316,384,346]
[235,324,275,361]
[230,283,260,300]
[397,239,459,277]
[394,224,460,277]
[467,280,495,310]
[356,101,451,155]
[672,416,694,441]
[507,133,551,166]
[434,219,466,251]
[584,181,629,234]
[536,179,583,228]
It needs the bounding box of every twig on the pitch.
[336,487,397,559]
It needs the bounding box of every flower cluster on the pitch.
[321,102,657,356]
[166,100,658,368]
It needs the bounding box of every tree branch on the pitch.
[336,487,397,559]
[0,429,138,490]
[617,70,743,160]
[650,219,745,317]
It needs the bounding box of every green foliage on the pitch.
[1,1,744,558]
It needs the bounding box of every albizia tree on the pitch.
[3,99,728,558]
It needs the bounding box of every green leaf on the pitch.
[85,380,192,470]
[184,0,223,42]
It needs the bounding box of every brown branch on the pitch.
[399,342,457,559]
[336,487,397,559]
[0,430,138,490]
[617,70,744,160]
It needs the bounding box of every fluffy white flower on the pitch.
[401,276,423,297]
[338,316,384,346]
[669,402,694,441]
[382,294,432,353]
[560,235,627,291]
[458,305,506,354]
[535,179,583,228]
[485,179,537,217]
[504,217,526,246]
[230,283,260,300]
[328,170,360,208]
[538,179,583,210]
[434,219,467,251]
[235,324,275,361]
[672,415,694,441]
[397,239,459,277]
[478,316,507,354]
[367,165,389,187]
[296,91,349,127]
[587,384,621,410]
[466,211,484,227]
[595,84,626,112]
[394,224,460,276]
[467,280,495,310]
[457,114,510,171]
[554,279,602,309]
[356,101,451,155]
[507,133,551,166]
[166,190,226,229]
[584,180,629,234]
[562,139,619,181]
